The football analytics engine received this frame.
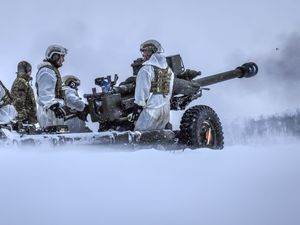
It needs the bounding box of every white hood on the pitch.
[143,53,168,69]
[37,61,52,70]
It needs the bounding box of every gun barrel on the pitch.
[194,62,258,87]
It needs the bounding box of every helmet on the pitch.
[17,61,32,76]
[45,44,68,60]
[140,39,164,54]
[62,75,80,89]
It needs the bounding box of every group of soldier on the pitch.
[0,39,174,133]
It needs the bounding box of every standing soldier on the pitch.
[36,44,68,128]
[62,75,90,133]
[132,39,174,131]
[0,80,16,124]
[11,61,37,126]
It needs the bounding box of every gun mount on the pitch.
[84,75,135,131]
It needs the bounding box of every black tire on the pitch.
[179,105,224,149]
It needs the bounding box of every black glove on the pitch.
[131,103,143,122]
[77,104,89,121]
[49,103,67,119]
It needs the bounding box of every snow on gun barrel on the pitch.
[1,55,258,150]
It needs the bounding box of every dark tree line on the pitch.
[243,110,300,137]
[223,109,300,145]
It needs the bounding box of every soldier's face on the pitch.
[57,55,65,67]
[69,81,79,90]
[141,49,152,60]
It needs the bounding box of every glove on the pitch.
[49,103,67,119]
[131,103,143,122]
[77,104,90,121]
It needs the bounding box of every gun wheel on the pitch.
[179,105,224,149]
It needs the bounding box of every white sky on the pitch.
[0,0,299,123]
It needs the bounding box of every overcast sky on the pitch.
[0,0,299,123]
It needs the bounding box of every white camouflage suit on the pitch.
[63,86,86,133]
[36,62,64,128]
[134,53,174,131]
[0,84,16,124]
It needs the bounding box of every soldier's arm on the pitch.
[37,69,60,108]
[134,66,152,107]
[11,80,28,120]
[27,86,36,110]
[168,68,175,96]
[64,88,85,111]
[27,86,38,123]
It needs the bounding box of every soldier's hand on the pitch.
[131,103,143,122]
[49,103,67,119]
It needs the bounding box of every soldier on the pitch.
[62,75,90,133]
[0,80,16,124]
[36,44,68,128]
[132,39,174,131]
[11,61,37,126]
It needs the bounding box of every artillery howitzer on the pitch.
[84,55,258,149]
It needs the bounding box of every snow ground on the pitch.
[0,142,299,225]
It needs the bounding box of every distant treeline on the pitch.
[244,110,300,137]
[224,109,300,145]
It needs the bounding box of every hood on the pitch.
[143,53,168,69]
[37,61,52,70]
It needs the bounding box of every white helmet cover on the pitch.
[62,75,80,86]
[45,44,68,59]
[140,39,164,53]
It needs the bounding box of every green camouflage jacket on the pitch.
[11,75,37,123]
